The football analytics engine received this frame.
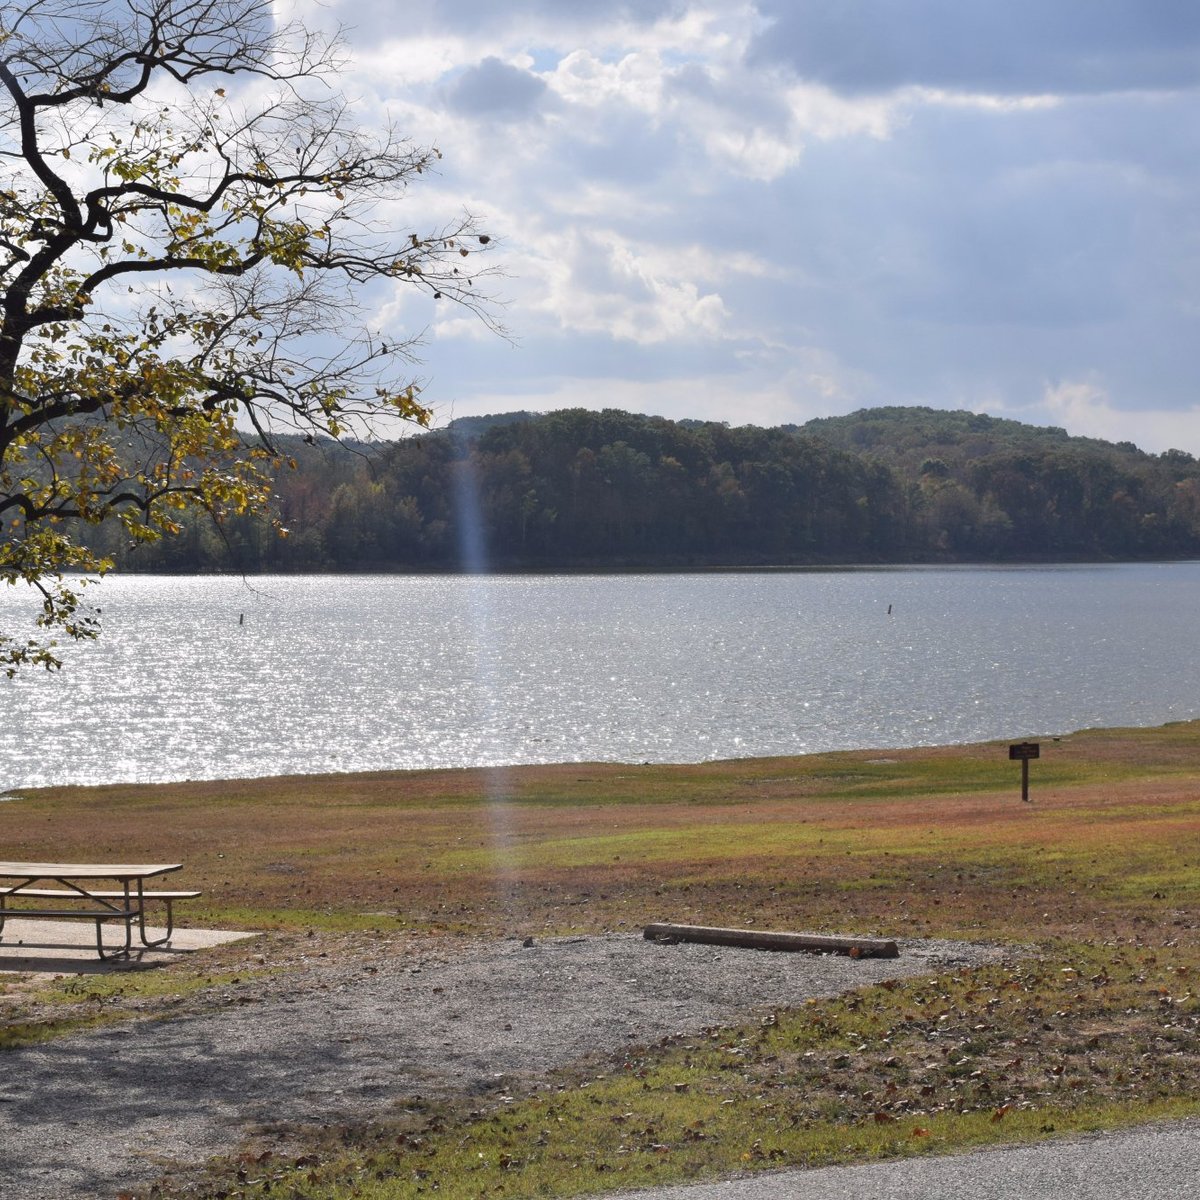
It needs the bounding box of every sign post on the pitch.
[1008,742,1040,803]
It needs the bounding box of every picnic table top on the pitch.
[0,862,183,880]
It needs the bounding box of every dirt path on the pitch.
[0,934,1007,1200]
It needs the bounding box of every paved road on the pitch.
[603,1120,1200,1200]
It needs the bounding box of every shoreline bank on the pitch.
[8,714,1197,797]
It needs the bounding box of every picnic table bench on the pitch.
[0,862,200,960]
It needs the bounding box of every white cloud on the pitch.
[687,115,801,184]
[546,233,730,344]
[423,334,879,432]
[911,87,1063,114]
[1043,379,1200,455]
[548,49,665,112]
[541,180,675,222]
[356,36,473,88]
[258,1,1200,451]
[512,228,794,345]
[431,311,501,342]
[438,366,839,429]
[782,82,899,142]
[694,94,892,183]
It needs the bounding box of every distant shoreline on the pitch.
[88,554,1200,578]
[14,716,1200,796]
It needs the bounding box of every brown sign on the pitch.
[1009,742,1040,761]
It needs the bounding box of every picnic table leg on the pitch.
[91,883,136,960]
[137,899,175,947]
[93,919,137,961]
[135,883,176,949]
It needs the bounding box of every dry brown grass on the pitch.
[4,721,1199,1199]
[1,720,1197,949]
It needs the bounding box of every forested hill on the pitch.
[799,406,1129,468]
[86,406,1200,571]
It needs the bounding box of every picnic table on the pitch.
[0,861,199,960]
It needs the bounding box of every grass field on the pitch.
[2,720,1198,1197]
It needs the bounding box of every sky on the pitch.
[279,0,1200,453]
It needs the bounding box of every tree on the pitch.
[0,0,493,672]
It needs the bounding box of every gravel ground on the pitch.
[0,933,1008,1200]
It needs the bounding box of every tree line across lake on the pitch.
[80,406,1200,571]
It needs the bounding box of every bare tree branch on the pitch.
[0,0,499,670]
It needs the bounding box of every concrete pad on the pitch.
[0,919,256,975]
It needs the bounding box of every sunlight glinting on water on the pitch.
[2,564,1200,789]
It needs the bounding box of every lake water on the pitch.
[2,564,1199,790]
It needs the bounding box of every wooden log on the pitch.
[643,922,899,959]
